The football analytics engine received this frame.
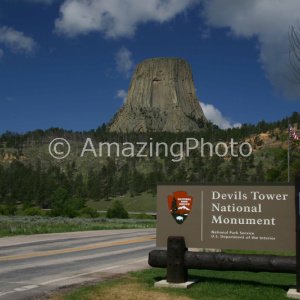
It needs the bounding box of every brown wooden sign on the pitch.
[157,184,295,252]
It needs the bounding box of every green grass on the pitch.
[0,216,156,237]
[55,267,296,300]
[224,249,295,256]
[87,192,157,212]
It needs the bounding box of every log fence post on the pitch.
[166,236,187,283]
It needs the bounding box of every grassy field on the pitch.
[0,216,156,237]
[87,192,157,212]
[53,267,296,300]
[0,193,157,238]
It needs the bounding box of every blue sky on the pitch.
[0,0,299,134]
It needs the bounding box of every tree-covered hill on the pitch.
[0,112,299,214]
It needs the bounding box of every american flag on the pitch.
[289,125,300,140]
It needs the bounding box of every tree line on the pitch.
[1,112,299,150]
[0,112,299,215]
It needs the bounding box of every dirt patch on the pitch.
[84,282,191,300]
[35,277,192,300]
[33,273,127,300]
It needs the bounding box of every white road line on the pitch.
[0,285,39,297]
[0,291,14,297]
[40,258,147,285]
[0,258,148,297]
[14,285,39,291]
[40,265,123,285]
[0,244,152,273]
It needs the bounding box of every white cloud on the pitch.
[116,89,127,104]
[201,0,300,100]
[233,122,242,129]
[54,0,199,38]
[115,46,134,78]
[200,102,241,129]
[0,26,37,55]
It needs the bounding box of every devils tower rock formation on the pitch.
[108,57,207,132]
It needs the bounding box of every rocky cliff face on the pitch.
[108,57,207,132]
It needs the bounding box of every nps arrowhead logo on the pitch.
[168,191,193,224]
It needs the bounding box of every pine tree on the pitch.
[256,160,265,182]
[171,197,178,212]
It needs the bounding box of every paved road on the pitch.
[0,229,157,300]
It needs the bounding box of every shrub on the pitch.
[78,207,99,218]
[22,207,42,216]
[22,201,33,211]
[50,207,78,218]
[106,200,129,219]
[50,188,85,218]
[135,213,154,220]
[1,206,17,216]
[63,207,78,218]
[71,198,85,210]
